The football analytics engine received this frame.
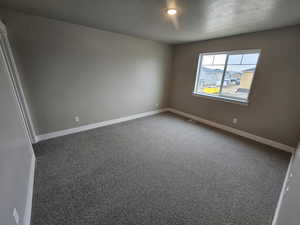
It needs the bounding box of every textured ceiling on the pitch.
[0,0,300,44]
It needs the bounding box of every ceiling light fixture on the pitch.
[167,8,177,15]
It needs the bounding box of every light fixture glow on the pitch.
[167,8,177,15]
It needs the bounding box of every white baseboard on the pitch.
[271,151,295,225]
[36,108,168,142]
[167,108,295,153]
[23,153,36,225]
[35,107,295,153]
[32,136,39,144]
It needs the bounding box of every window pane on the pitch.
[228,54,242,64]
[195,65,225,95]
[202,55,214,65]
[220,65,256,100]
[242,53,259,64]
[213,54,226,64]
[194,50,260,103]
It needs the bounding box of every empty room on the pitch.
[0,1,300,225]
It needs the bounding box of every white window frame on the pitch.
[193,49,261,105]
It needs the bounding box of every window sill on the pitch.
[192,93,249,106]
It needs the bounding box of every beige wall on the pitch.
[0,8,299,147]
[170,26,300,147]
[0,9,172,135]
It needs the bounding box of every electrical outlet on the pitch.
[74,116,80,123]
[13,208,19,225]
[233,118,238,124]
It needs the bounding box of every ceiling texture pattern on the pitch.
[0,0,300,44]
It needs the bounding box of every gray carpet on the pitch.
[32,112,290,225]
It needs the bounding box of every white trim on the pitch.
[36,108,168,142]
[0,21,36,224]
[3,37,37,143]
[0,20,7,34]
[23,153,36,225]
[36,107,296,153]
[167,108,295,153]
[271,151,295,225]
[0,20,37,143]
[193,49,261,105]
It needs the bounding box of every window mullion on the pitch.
[219,54,229,95]
[240,54,244,64]
[194,55,203,94]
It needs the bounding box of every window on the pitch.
[193,50,260,104]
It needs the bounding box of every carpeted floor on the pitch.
[32,112,290,225]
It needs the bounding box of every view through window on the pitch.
[193,50,260,103]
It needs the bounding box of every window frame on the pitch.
[193,49,261,105]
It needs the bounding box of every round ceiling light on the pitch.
[167,8,177,15]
